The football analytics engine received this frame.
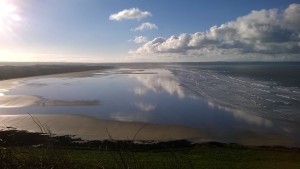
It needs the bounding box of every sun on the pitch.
[0,0,21,31]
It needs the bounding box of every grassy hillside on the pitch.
[0,130,300,169]
[1,145,300,169]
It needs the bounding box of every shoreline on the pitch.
[0,64,113,81]
[0,114,298,148]
[1,125,299,151]
[0,114,205,142]
[0,65,298,148]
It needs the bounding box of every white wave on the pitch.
[292,90,300,94]
[276,94,300,101]
[254,88,270,93]
[212,75,221,80]
[171,67,300,123]
[265,98,276,103]
[276,94,291,99]
[229,76,248,84]
[276,87,290,92]
[251,82,269,88]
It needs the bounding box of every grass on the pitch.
[0,115,298,169]
[1,145,300,169]
[1,127,300,169]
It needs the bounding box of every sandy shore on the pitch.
[0,95,40,108]
[0,79,39,108]
[0,79,21,89]
[0,114,205,141]
[0,114,297,147]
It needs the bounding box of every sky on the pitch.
[0,0,299,62]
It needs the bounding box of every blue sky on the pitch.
[0,0,299,62]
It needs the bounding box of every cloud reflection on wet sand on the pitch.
[207,101,273,127]
[130,69,186,98]
[133,87,148,96]
[133,101,156,112]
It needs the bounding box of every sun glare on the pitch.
[0,0,21,31]
[0,1,16,15]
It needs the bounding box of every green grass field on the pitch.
[1,145,300,169]
[1,125,300,169]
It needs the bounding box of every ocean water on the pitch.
[170,62,300,123]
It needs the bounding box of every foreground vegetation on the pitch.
[0,130,300,169]
[1,144,300,169]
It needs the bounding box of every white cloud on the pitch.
[132,22,158,31]
[283,3,300,30]
[130,36,148,44]
[109,8,151,21]
[131,4,300,61]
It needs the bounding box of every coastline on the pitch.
[0,114,204,142]
[0,114,298,148]
[0,64,298,148]
[0,64,113,81]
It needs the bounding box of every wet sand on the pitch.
[0,114,297,147]
[0,114,204,141]
[0,79,21,89]
[0,95,40,108]
[0,71,102,108]
[0,69,298,147]
[0,79,39,108]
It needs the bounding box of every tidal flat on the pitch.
[0,63,299,147]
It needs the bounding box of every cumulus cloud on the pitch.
[132,22,158,31]
[131,4,300,60]
[109,8,151,21]
[130,36,148,44]
[283,4,300,30]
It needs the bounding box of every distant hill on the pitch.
[0,64,113,80]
